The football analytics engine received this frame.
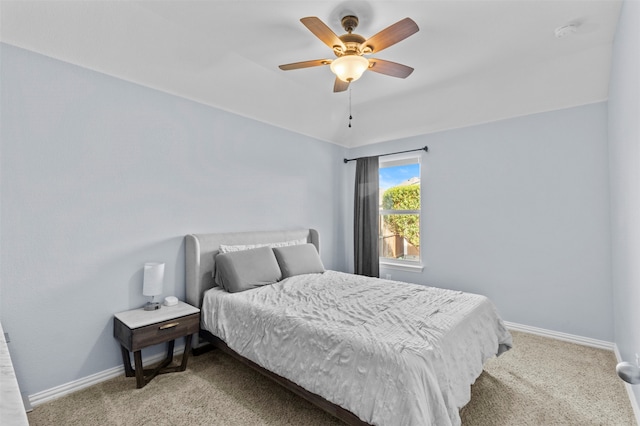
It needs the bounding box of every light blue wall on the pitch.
[344,103,613,341]
[0,43,347,395]
[0,20,628,398]
[609,0,640,408]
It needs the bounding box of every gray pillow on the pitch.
[215,246,282,293]
[273,244,325,278]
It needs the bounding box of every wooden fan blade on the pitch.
[363,17,419,54]
[279,59,331,71]
[301,17,346,52]
[368,58,414,78]
[333,77,350,93]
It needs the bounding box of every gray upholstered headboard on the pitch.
[185,229,319,308]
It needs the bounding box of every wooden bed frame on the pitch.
[184,229,370,426]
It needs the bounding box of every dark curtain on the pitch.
[354,156,380,277]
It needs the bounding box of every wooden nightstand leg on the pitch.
[120,345,135,377]
[133,350,145,389]
[164,339,175,367]
[179,334,193,371]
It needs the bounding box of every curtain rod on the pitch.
[343,146,428,164]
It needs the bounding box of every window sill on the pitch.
[380,261,424,273]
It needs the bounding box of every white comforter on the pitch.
[201,270,512,426]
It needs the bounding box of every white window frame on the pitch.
[379,152,424,272]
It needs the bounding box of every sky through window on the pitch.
[379,164,420,190]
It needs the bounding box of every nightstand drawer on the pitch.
[115,313,199,351]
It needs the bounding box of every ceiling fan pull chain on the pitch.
[348,87,353,128]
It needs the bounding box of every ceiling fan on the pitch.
[279,15,419,92]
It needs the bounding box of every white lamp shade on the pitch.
[143,262,165,297]
[330,55,369,82]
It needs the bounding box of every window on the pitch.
[379,154,421,267]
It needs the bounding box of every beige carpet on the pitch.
[28,331,636,425]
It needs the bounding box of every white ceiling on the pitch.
[0,0,623,148]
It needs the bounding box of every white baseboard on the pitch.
[28,345,185,407]
[614,344,640,424]
[504,321,614,350]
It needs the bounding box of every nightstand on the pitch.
[113,301,200,388]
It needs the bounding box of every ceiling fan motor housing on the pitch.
[337,34,367,56]
[333,16,367,56]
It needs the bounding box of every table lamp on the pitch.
[143,262,164,311]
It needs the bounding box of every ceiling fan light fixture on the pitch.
[330,55,369,82]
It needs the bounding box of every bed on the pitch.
[185,229,512,426]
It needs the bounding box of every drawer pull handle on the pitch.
[159,322,179,330]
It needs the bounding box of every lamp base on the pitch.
[144,302,161,311]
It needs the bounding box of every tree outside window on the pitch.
[379,158,420,263]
